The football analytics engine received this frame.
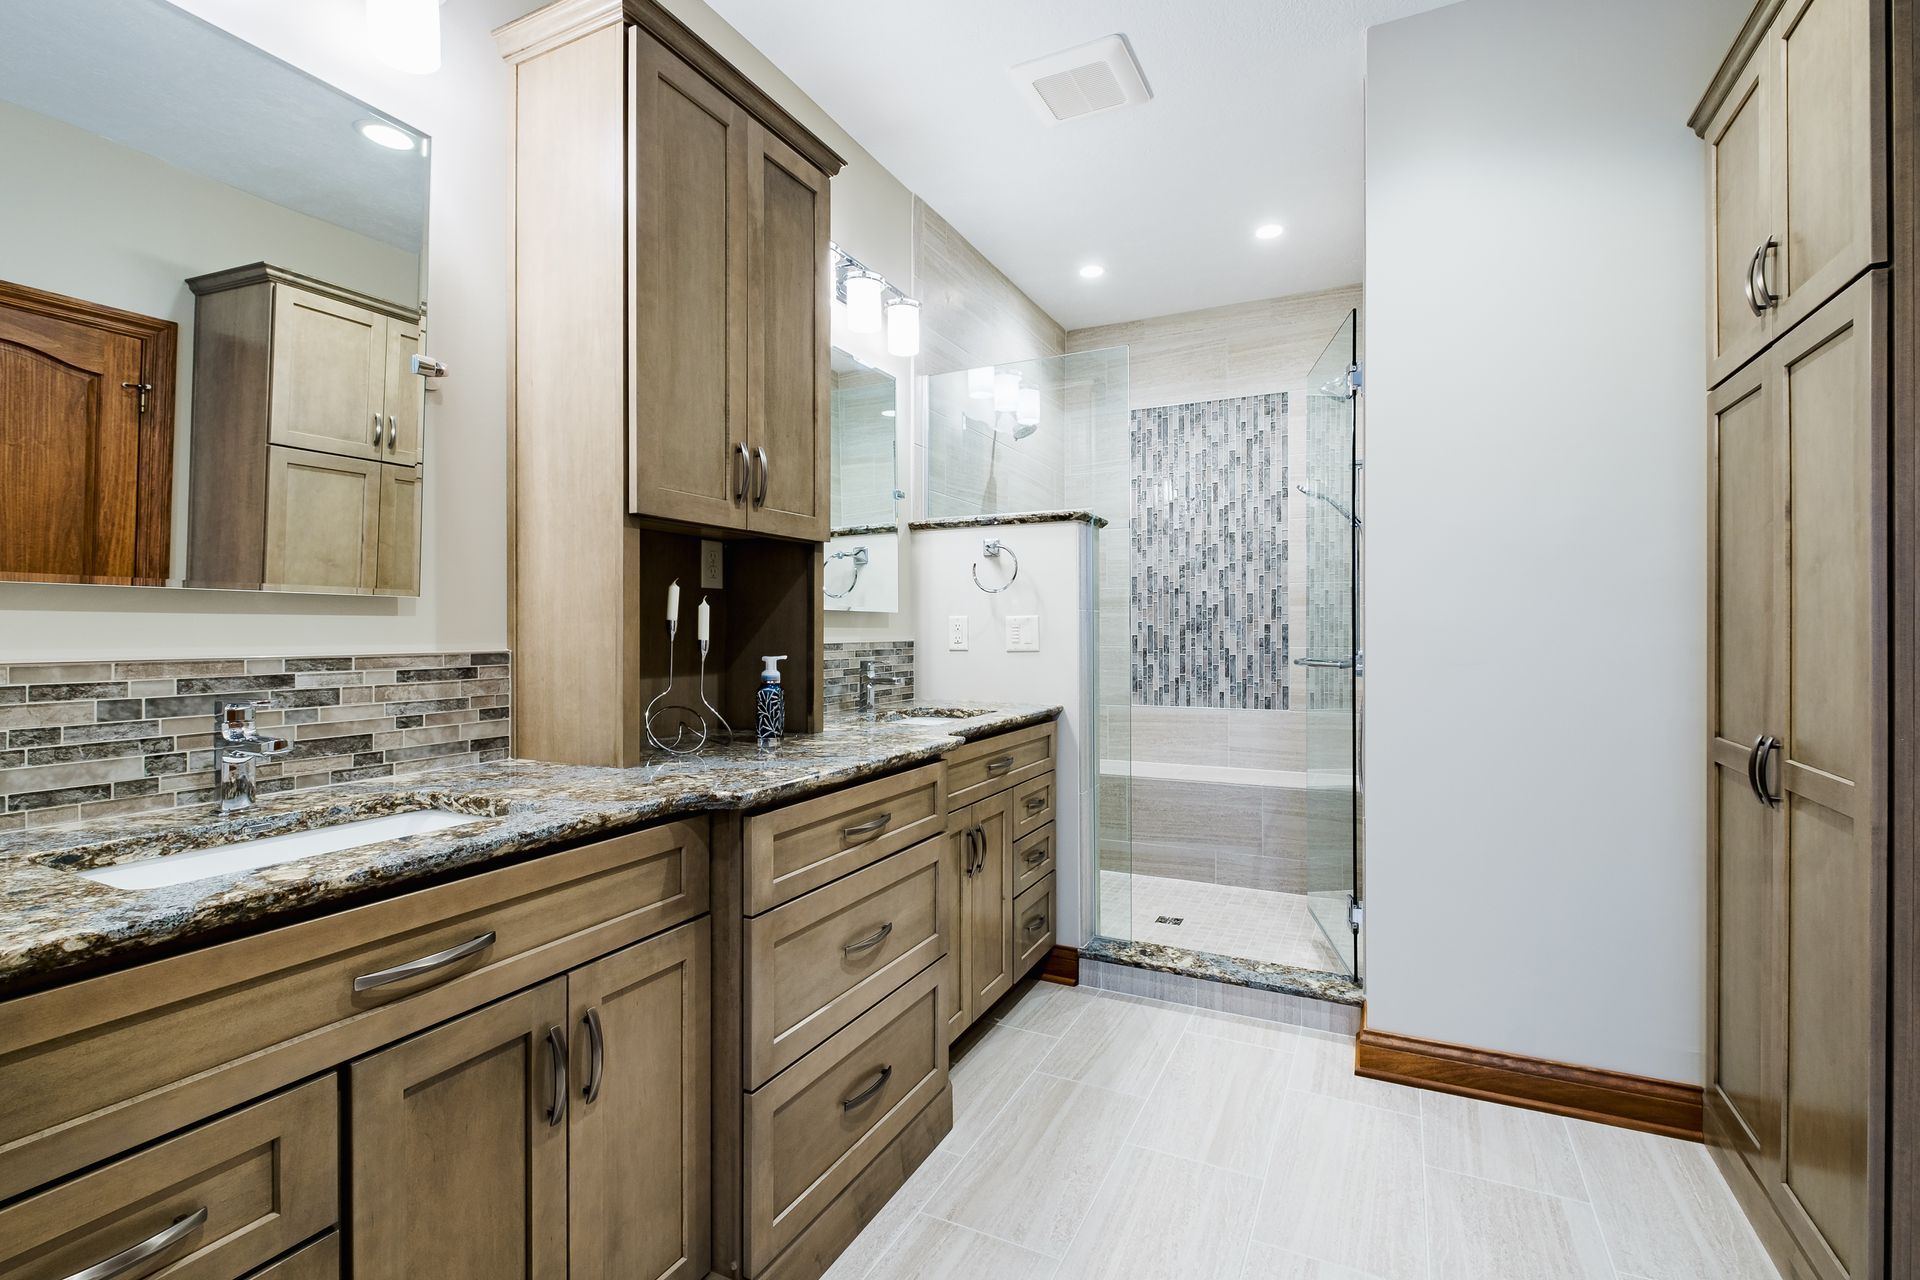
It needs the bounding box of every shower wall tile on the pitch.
[1131,393,1289,710]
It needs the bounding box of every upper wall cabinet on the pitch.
[1699,0,1883,387]
[504,0,840,544]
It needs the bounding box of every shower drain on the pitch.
[1154,915,1184,925]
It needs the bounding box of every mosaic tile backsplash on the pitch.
[1131,393,1289,709]
[0,651,511,831]
[823,640,914,714]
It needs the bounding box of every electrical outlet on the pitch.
[700,540,724,589]
[1006,615,1040,652]
[947,616,969,651]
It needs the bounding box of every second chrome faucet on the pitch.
[215,700,291,814]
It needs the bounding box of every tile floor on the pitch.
[825,977,1782,1280]
[1100,869,1349,974]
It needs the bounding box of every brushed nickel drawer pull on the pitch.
[545,1024,569,1126]
[353,930,497,992]
[581,1006,605,1104]
[1024,793,1048,812]
[985,755,1016,776]
[841,1064,893,1111]
[755,446,770,505]
[735,442,751,501]
[843,812,893,841]
[1025,912,1049,935]
[843,921,894,955]
[1023,845,1049,865]
[63,1206,208,1280]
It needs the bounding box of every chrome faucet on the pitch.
[214,700,291,814]
[855,659,908,721]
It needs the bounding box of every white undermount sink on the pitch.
[76,809,483,891]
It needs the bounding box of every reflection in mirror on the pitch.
[0,0,431,594]
[827,348,900,613]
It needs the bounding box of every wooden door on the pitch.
[268,284,388,461]
[966,792,1017,1019]
[629,25,749,529]
[567,919,710,1280]
[944,816,972,1041]
[264,446,380,592]
[744,120,830,541]
[0,280,174,584]
[1768,0,1880,339]
[349,979,569,1280]
[1769,273,1881,1280]
[375,463,422,596]
[382,318,424,465]
[1705,55,1774,386]
[1706,354,1785,1179]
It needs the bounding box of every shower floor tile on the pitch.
[1099,870,1347,974]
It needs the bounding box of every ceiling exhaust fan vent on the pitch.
[1013,34,1151,123]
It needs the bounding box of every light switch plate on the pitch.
[947,616,969,651]
[1006,615,1040,652]
[700,540,724,589]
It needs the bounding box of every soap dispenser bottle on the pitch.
[756,655,787,746]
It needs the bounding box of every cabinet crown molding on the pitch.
[494,0,847,176]
[185,262,421,323]
[1690,0,1787,135]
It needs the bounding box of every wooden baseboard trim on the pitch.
[1040,945,1078,986]
[1354,1026,1703,1142]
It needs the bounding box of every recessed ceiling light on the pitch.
[1078,264,1106,280]
[357,118,417,151]
[1254,223,1285,241]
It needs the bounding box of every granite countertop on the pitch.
[908,510,1110,531]
[0,705,1059,992]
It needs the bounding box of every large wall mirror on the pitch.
[0,0,433,595]
[827,348,901,613]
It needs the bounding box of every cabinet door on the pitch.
[568,918,710,1280]
[1704,55,1774,386]
[1705,357,1785,1179]
[744,120,830,541]
[264,445,380,592]
[1770,274,1880,1280]
[1768,0,1879,340]
[374,463,422,596]
[944,818,972,1042]
[382,318,424,465]
[268,285,387,461]
[629,25,749,529]
[965,792,1016,1019]
[349,979,570,1280]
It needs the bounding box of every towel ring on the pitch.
[824,546,870,600]
[972,538,1019,593]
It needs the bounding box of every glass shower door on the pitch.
[1299,312,1360,976]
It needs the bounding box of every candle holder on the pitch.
[643,619,709,756]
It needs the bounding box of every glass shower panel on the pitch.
[1300,311,1360,976]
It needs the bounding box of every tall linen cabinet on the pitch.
[1694,0,1894,1276]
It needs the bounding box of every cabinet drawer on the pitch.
[248,1233,339,1280]
[1012,823,1056,898]
[0,1076,337,1280]
[1010,771,1056,842]
[745,840,945,1088]
[1014,874,1056,980]
[743,964,946,1274]
[947,722,1055,810]
[0,820,708,1201]
[744,763,946,914]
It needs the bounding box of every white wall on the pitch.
[912,521,1096,946]
[0,0,526,661]
[1363,0,1746,1082]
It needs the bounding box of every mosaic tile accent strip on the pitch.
[0,652,511,831]
[822,640,914,714]
[1131,393,1289,709]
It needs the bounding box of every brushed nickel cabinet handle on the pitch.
[1756,734,1781,810]
[1753,236,1779,311]
[353,930,496,992]
[63,1207,208,1280]
[735,442,751,501]
[841,1064,893,1111]
[1746,733,1765,804]
[755,447,769,505]
[386,414,397,448]
[1023,844,1049,865]
[545,1024,569,1126]
[843,812,893,841]
[1024,793,1048,812]
[372,411,383,443]
[1024,912,1049,934]
[1743,245,1764,316]
[581,1006,605,1104]
[843,922,894,955]
[985,755,1016,776]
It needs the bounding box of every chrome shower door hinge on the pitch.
[1348,895,1363,934]
[1347,364,1363,397]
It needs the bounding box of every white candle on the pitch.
[666,579,680,624]
[697,597,710,643]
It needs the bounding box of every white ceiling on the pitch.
[0,0,429,253]
[708,0,1461,330]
